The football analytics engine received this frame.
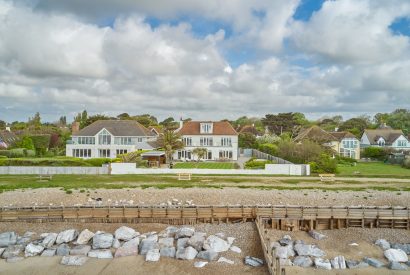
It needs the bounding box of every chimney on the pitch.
[72,122,80,134]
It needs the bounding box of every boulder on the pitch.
[145,234,159,243]
[0,232,17,247]
[384,249,408,262]
[0,248,5,257]
[217,257,234,265]
[61,255,88,266]
[175,227,195,239]
[70,245,91,256]
[293,256,313,267]
[160,246,176,258]
[230,246,241,254]
[176,246,198,260]
[309,230,326,241]
[139,239,159,255]
[194,261,208,268]
[391,243,410,255]
[197,250,218,261]
[146,249,160,262]
[314,258,332,270]
[159,237,174,248]
[363,257,384,268]
[346,260,369,269]
[188,233,206,251]
[177,238,189,250]
[280,258,293,266]
[17,237,31,245]
[76,229,95,245]
[375,239,390,250]
[275,246,289,259]
[294,244,325,257]
[41,249,56,257]
[56,244,70,256]
[24,243,45,257]
[115,226,139,241]
[389,261,408,271]
[6,256,24,263]
[42,233,58,248]
[56,229,78,244]
[270,241,281,250]
[2,245,24,259]
[203,235,230,253]
[88,249,113,259]
[331,255,346,269]
[114,237,139,257]
[164,226,178,238]
[112,239,121,249]
[244,256,264,267]
[279,235,292,246]
[92,233,114,249]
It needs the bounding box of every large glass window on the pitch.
[342,139,358,148]
[98,129,111,145]
[72,149,92,158]
[221,137,232,147]
[200,123,212,133]
[200,137,213,146]
[183,137,192,146]
[99,149,110,158]
[116,149,128,155]
[77,137,95,144]
[398,140,407,147]
[219,150,232,159]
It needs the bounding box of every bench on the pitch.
[178,173,192,181]
[37,174,53,181]
[319,174,335,182]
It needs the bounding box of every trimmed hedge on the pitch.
[244,158,274,169]
[0,157,112,167]
[84,158,113,167]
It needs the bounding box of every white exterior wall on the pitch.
[173,135,238,161]
[360,133,370,146]
[391,135,410,150]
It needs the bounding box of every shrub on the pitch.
[84,158,112,167]
[136,159,148,168]
[0,158,93,167]
[403,159,410,169]
[336,156,357,165]
[18,136,35,150]
[0,150,11,158]
[362,147,388,160]
[9,148,25,158]
[258,143,278,156]
[0,155,7,159]
[244,158,273,169]
[31,135,51,156]
[310,154,338,173]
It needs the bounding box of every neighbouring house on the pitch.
[66,120,158,159]
[174,121,239,161]
[0,127,18,149]
[361,126,410,150]
[148,126,163,136]
[294,126,360,159]
[238,124,262,137]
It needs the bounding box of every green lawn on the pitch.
[173,162,236,169]
[338,162,410,177]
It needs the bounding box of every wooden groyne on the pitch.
[0,205,408,230]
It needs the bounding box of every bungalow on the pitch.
[361,127,410,150]
[0,128,18,149]
[66,120,158,159]
[174,121,239,161]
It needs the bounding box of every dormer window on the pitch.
[377,137,385,146]
[200,123,213,134]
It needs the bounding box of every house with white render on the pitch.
[361,126,410,150]
[174,121,239,161]
[66,120,158,158]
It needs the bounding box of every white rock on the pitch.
[88,249,113,259]
[203,235,230,253]
[146,249,160,262]
[0,232,17,247]
[92,233,114,249]
[331,255,346,269]
[114,237,139,257]
[159,237,174,248]
[175,227,195,239]
[112,239,121,249]
[315,258,332,270]
[230,246,241,253]
[176,246,198,260]
[25,243,45,257]
[115,226,139,241]
[61,255,88,266]
[56,229,78,244]
[384,249,408,262]
[227,237,235,245]
[194,261,208,268]
[76,229,95,245]
[375,239,390,250]
[42,233,58,248]
[217,257,234,265]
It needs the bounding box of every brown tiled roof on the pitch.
[73,120,155,137]
[239,125,262,136]
[329,131,357,141]
[0,130,18,145]
[363,129,406,145]
[177,121,238,135]
[294,126,337,143]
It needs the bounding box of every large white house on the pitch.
[361,127,410,150]
[66,120,158,158]
[174,121,239,161]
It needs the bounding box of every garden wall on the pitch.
[110,163,310,176]
[0,166,109,175]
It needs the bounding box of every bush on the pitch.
[0,150,11,158]
[403,159,410,169]
[309,154,338,173]
[83,158,112,167]
[136,159,148,168]
[258,143,278,156]
[336,156,357,165]
[0,155,7,159]
[9,148,25,158]
[0,157,110,167]
[362,147,388,160]
[244,158,274,169]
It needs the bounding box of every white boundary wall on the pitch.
[0,166,109,175]
[111,163,310,176]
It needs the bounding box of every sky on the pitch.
[0,0,410,123]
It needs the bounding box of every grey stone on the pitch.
[391,243,410,254]
[17,237,31,245]
[24,243,45,257]
[275,246,289,259]
[61,255,88,266]
[56,229,78,244]
[175,227,195,239]
[164,226,178,238]
[41,249,56,257]
[230,246,241,253]
[146,249,160,262]
[56,244,70,256]
[0,232,17,247]
[2,245,23,259]
[197,250,218,261]
[294,244,325,257]
[217,257,234,265]
[384,249,408,262]
[114,237,139,257]
[160,246,176,258]
[346,260,369,269]
[112,239,121,249]
[188,232,206,251]
[270,241,281,250]
[92,233,114,249]
[0,248,5,257]
[42,233,58,248]
[176,246,198,260]
[279,235,293,246]
[6,256,24,263]
[331,255,346,269]
[70,245,91,256]
[115,226,139,241]
[406,261,410,267]
[364,257,384,268]
[177,238,189,249]
[244,256,264,267]
[203,235,230,253]
[309,230,326,241]
[315,258,332,270]
[139,239,159,255]
[158,237,174,248]
[293,256,313,267]
[88,249,113,259]
[389,261,408,270]
[76,229,95,245]
[280,258,293,266]
[194,261,208,268]
[23,232,36,238]
[375,239,391,250]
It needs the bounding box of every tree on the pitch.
[339,117,370,138]
[238,133,258,149]
[262,113,303,136]
[157,129,184,164]
[117,113,130,120]
[28,112,41,128]
[18,136,35,150]
[192,148,207,164]
[0,120,6,130]
[386,109,410,135]
[83,114,112,128]
[58,116,67,126]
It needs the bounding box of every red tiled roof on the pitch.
[178,121,238,135]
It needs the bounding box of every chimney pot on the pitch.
[72,122,80,133]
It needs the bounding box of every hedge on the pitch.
[244,158,274,169]
[0,157,112,167]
